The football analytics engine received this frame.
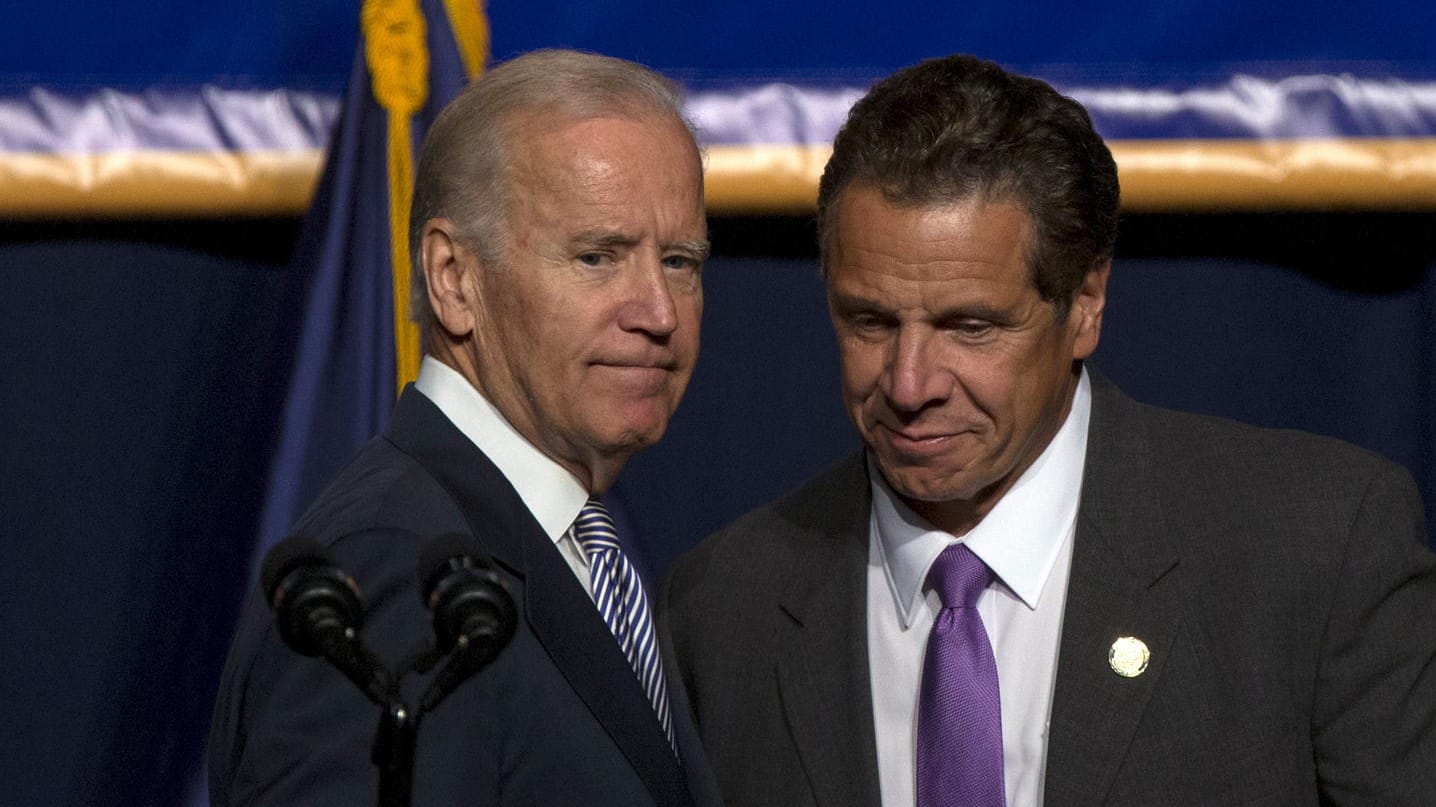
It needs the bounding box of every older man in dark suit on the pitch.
[659,54,1436,806]
[210,49,719,806]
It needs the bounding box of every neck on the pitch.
[428,343,630,495]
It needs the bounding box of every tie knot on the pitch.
[926,544,992,609]
[573,498,621,556]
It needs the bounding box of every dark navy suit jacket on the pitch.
[211,387,721,807]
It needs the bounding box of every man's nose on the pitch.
[618,254,680,337]
[883,328,949,413]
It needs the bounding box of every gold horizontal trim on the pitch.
[704,144,830,214]
[1113,138,1436,211]
[705,138,1436,213]
[0,150,324,218]
[4,138,1436,218]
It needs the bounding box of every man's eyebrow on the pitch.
[667,239,711,260]
[570,229,638,249]
[829,291,1012,322]
[828,291,887,312]
[938,302,1011,321]
[567,232,709,260]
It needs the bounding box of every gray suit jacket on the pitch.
[212,387,722,807]
[659,371,1436,806]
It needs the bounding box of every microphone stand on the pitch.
[367,647,430,807]
[369,641,484,807]
[373,697,420,807]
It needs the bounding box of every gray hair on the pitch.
[408,48,696,341]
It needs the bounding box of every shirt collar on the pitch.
[871,368,1091,628]
[413,356,590,545]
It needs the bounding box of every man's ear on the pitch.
[1070,261,1110,360]
[421,218,477,339]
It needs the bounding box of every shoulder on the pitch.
[677,453,866,564]
[663,452,869,615]
[1090,372,1418,519]
[1079,372,1430,610]
[290,434,472,552]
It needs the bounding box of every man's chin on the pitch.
[592,414,671,456]
[875,459,985,507]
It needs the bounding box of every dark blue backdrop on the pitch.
[3,1,1435,804]
[2,212,1433,806]
[5,0,1434,91]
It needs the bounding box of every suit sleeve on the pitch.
[1312,463,1436,804]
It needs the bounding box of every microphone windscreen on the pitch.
[261,536,330,605]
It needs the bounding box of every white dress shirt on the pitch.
[867,369,1091,807]
[413,355,596,596]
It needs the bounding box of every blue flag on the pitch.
[253,0,488,570]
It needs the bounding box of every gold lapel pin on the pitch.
[1108,636,1150,678]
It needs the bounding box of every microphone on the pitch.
[261,536,392,706]
[415,533,517,712]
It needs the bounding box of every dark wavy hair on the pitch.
[817,54,1119,314]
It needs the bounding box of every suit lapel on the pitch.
[774,455,883,807]
[1044,372,1183,804]
[520,525,693,806]
[386,388,692,806]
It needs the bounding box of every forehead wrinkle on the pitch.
[840,243,1014,286]
[504,115,705,264]
[839,185,1035,249]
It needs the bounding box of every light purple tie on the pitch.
[917,543,1004,807]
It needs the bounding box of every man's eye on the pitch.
[662,255,701,273]
[577,253,608,267]
[952,320,994,338]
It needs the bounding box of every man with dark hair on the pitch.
[660,54,1436,806]
[210,49,720,807]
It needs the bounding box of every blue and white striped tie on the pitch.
[573,497,676,752]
